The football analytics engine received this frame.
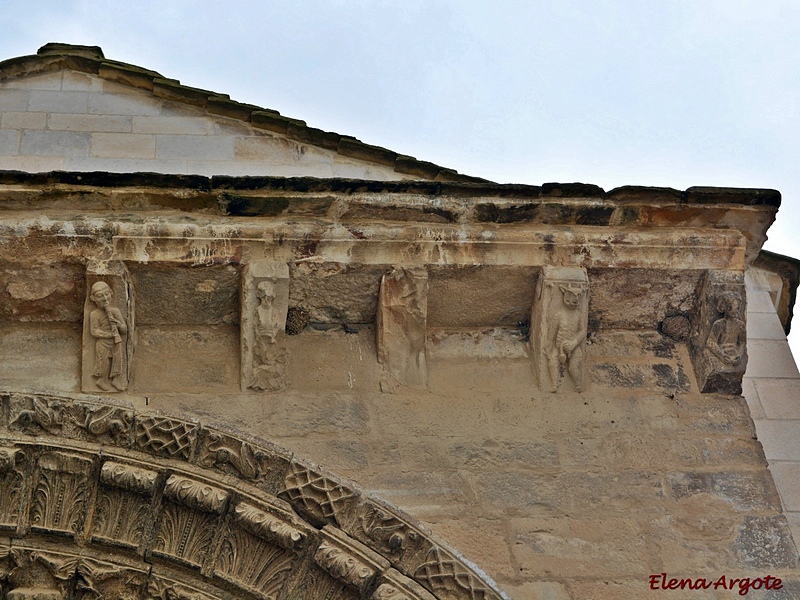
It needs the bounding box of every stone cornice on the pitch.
[0,170,777,264]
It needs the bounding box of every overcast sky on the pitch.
[2,1,799,351]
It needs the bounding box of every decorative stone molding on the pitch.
[30,451,93,536]
[373,569,438,600]
[0,391,508,600]
[99,461,158,494]
[690,270,748,394]
[531,266,589,393]
[377,267,428,389]
[314,526,391,595]
[81,260,134,393]
[240,261,290,391]
[234,502,306,551]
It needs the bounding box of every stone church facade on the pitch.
[0,43,798,599]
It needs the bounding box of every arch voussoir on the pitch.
[0,391,506,600]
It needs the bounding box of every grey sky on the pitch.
[2,1,799,348]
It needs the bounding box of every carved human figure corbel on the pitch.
[89,281,128,392]
[705,292,746,369]
[82,261,133,394]
[689,271,747,394]
[531,267,589,393]
[241,262,289,391]
[547,283,587,392]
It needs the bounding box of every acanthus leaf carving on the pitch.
[233,502,305,551]
[31,451,93,535]
[156,476,226,566]
[217,524,295,597]
[163,475,228,514]
[373,584,413,600]
[0,445,25,529]
[100,461,158,495]
[314,541,377,593]
[93,463,157,548]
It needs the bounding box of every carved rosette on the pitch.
[30,451,93,536]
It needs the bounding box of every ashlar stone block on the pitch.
[376,267,428,389]
[531,266,589,393]
[690,270,747,394]
[241,262,289,391]
[81,260,134,393]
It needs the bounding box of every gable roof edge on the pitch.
[0,43,487,184]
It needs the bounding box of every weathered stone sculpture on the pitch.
[531,266,589,393]
[691,270,748,394]
[82,261,133,393]
[241,262,289,391]
[376,267,428,389]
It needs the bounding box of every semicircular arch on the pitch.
[0,391,506,600]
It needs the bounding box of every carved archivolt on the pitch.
[0,392,506,600]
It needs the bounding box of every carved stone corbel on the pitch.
[530,266,589,393]
[81,260,134,393]
[376,267,428,389]
[240,262,290,391]
[690,270,747,394]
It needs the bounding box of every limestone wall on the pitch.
[1,260,798,598]
[0,70,411,180]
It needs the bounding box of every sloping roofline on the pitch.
[0,43,487,183]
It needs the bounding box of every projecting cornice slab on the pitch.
[0,171,778,264]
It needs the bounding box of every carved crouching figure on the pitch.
[547,284,587,393]
[89,281,127,392]
[706,292,746,371]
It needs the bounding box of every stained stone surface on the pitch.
[0,52,795,597]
